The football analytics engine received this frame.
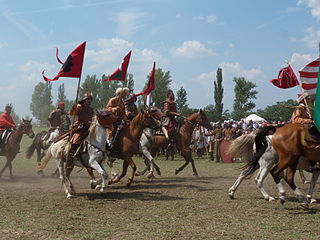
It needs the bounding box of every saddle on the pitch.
[0,129,13,148]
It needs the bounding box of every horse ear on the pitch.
[199,109,203,113]
[141,108,146,114]
[22,118,25,121]
[96,110,99,115]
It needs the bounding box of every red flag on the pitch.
[299,57,320,95]
[103,51,131,81]
[269,64,299,89]
[135,62,156,96]
[42,42,86,82]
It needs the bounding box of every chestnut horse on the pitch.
[268,123,320,209]
[141,109,213,177]
[107,107,167,186]
[0,119,35,178]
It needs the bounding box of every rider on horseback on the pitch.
[291,97,313,124]
[0,105,16,152]
[161,89,180,147]
[125,92,138,121]
[44,102,71,143]
[105,87,129,153]
[67,92,95,167]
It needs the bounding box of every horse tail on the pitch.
[227,133,256,161]
[26,136,37,159]
[241,127,275,177]
[37,148,52,171]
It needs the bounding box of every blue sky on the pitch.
[0,0,319,118]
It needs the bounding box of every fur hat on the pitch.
[116,87,129,95]
[80,92,93,102]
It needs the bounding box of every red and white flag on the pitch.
[103,51,131,81]
[299,57,320,95]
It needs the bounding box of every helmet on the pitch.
[57,102,65,108]
[80,92,93,102]
[126,93,137,103]
[116,87,129,95]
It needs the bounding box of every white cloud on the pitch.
[218,62,263,82]
[302,26,320,49]
[19,60,55,85]
[289,52,316,74]
[111,8,147,39]
[197,15,217,24]
[0,42,8,48]
[171,40,216,58]
[298,0,320,21]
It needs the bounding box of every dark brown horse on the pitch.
[108,107,167,187]
[0,119,35,178]
[151,109,213,177]
[266,123,320,208]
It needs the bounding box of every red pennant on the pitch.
[42,41,86,82]
[135,62,156,96]
[103,51,132,81]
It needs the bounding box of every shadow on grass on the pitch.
[77,190,185,202]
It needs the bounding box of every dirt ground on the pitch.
[0,137,320,240]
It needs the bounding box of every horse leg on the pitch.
[54,158,72,198]
[135,157,149,176]
[89,160,108,193]
[107,157,118,179]
[36,147,44,176]
[299,170,310,184]
[270,155,292,205]
[284,163,309,209]
[255,158,275,202]
[0,157,10,177]
[306,168,320,204]
[175,149,190,175]
[141,148,156,179]
[127,159,137,187]
[109,160,129,185]
[154,162,161,176]
[228,170,248,199]
[65,161,76,196]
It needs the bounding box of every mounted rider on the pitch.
[161,89,180,146]
[124,92,138,121]
[291,97,313,124]
[68,92,95,165]
[105,87,129,152]
[43,102,71,144]
[0,105,16,151]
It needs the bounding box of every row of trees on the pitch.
[29,66,298,126]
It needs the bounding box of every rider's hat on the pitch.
[80,92,93,103]
[116,87,129,96]
[57,102,65,108]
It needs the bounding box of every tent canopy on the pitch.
[243,114,266,123]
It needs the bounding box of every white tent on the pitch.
[243,114,266,123]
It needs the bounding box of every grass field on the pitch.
[0,129,320,240]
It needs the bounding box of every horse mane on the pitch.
[88,115,98,139]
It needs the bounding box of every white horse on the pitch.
[40,112,111,198]
[227,133,320,203]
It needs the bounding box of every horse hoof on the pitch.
[37,170,44,176]
[303,181,310,184]
[268,197,276,202]
[301,203,309,209]
[193,172,199,177]
[175,169,179,175]
[135,171,143,176]
[280,198,285,205]
[310,199,317,204]
[147,173,155,179]
[228,193,234,199]
[66,193,74,199]
[157,171,161,176]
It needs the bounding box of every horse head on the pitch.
[140,107,168,130]
[196,109,213,130]
[21,118,35,138]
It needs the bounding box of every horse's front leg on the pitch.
[107,157,118,179]
[127,158,137,187]
[141,148,156,179]
[109,159,129,185]
[306,168,320,204]
[228,170,247,199]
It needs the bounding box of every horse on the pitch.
[0,119,35,178]
[107,107,167,186]
[227,132,319,203]
[39,111,121,198]
[267,123,320,209]
[136,109,213,177]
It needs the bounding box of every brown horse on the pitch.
[108,107,167,186]
[151,109,213,177]
[0,119,35,178]
[268,123,320,208]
